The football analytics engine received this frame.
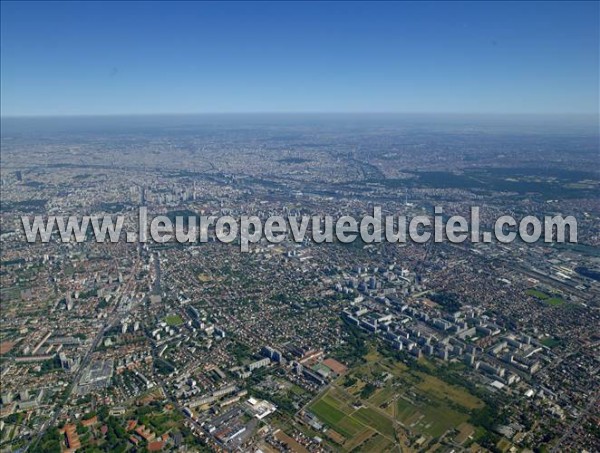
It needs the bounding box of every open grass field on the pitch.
[526,289,550,299]
[544,297,565,306]
[368,385,394,407]
[526,289,566,306]
[540,337,562,348]
[389,368,480,438]
[165,314,184,326]
[335,416,366,439]
[353,407,395,438]
[342,428,375,451]
[401,397,469,438]
[308,388,396,447]
[310,399,346,426]
[359,433,393,452]
[415,372,483,410]
[305,349,488,451]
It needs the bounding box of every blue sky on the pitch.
[1,1,598,116]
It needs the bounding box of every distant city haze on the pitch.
[2,113,599,137]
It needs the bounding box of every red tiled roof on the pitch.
[148,440,165,451]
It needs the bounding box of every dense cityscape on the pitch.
[0,114,599,452]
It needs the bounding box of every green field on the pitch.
[354,407,395,437]
[526,289,550,299]
[526,289,565,307]
[368,385,394,407]
[359,433,393,452]
[165,314,184,326]
[416,372,482,410]
[544,297,565,307]
[335,416,365,438]
[305,350,489,451]
[310,399,346,426]
[309,389,396,442]
[396,396,469,438]
[540,337,562,348]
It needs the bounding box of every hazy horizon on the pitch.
[3,112,598,140]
